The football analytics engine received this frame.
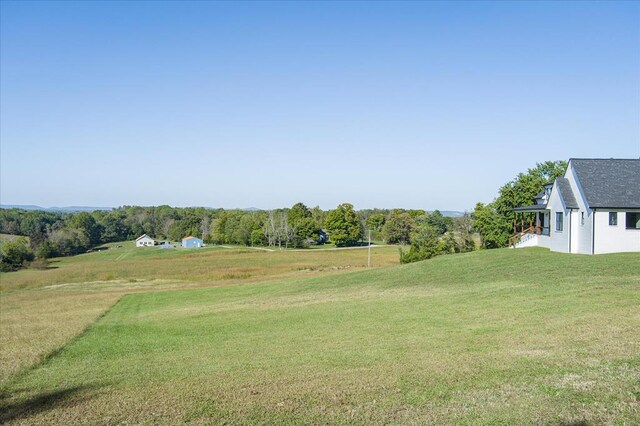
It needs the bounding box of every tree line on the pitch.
[2,158,564,271]
[0,203,475,270]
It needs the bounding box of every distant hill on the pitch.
[0,204,113,212]
[0,205,464,216]
[431,210,465,218]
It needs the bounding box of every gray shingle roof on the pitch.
[555,177,579,209]
[570,158,640,208]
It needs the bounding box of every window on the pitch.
[626,212,640,229]
[581,212,585,225]
[609,212,618,226]
[555,212,563,232]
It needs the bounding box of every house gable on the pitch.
[570,158,640,208]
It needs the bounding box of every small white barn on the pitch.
[135,234,156,247]
[512,158,640,254]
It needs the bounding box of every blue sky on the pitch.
[1,1,638,211]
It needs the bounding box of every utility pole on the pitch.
[368,228,371,268]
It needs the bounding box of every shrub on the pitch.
[0,237,35,271]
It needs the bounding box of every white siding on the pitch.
[594,209,640,254]
[136,237,155,247]
[565,162,593,254]
[546,182,570,253]
[516,234,551,248]
[570,210,580,253]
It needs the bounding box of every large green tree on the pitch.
[419,210,453,235]
[473,160,567,249]
[68,212,103,245]
[383,210,416,244]
[288,202,317,247]
[325,203,362,247]
[0,237,34,271]
[471,202,509,249]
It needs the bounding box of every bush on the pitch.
[398,225,473,264]
[0,237,35,271]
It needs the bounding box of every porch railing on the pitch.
[509,226,550,247]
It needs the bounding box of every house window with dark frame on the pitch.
[609,212,618,226]
[555,212,563,232]
[626,212,640,229]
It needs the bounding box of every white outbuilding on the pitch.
[135,234,156,247]
[182,236,203,248]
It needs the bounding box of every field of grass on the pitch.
[0,243,399,383]
[2,242,398,292]
[1,248,639,424]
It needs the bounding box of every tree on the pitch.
[251,229,267,246]
[366,213,385,232]
[473,160,567,249]
[310,206,326,231]
[383,211,416,244]
[421,210,453,235]
[453,212,475,252]
[200,213,211,240]
[68,212,102,245]
[288,202,317,247]
[0,237,34,271]
[472,202,509,249]
[399,224,440,264]
[325,203,362,247]
[233,214,261,246]
[100,212,131,242]
[36,240,56,259]
[48,228,91,256]
[263,210,290,248]
[493,160,567,221]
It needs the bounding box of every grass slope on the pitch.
[1,242,398,291]
[0,244,398,383]
[2,248,639,424]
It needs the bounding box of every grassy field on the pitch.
[1,247,638,424]
[1,242,398,292]
[0,243,398,383]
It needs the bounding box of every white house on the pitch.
[512,158,640,254]
[135,234,156,247]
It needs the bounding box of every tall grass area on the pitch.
[1,248,638,424]
[1,243,399,291]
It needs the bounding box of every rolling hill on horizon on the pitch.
[0,204,466,216]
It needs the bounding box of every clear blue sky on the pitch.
[1,1,638,211]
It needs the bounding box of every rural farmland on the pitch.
[1,246,639,424]
[2,1,639,424]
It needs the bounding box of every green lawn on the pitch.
[1,248,638,424]
[0,243,399,383]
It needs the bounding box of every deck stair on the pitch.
[509,226,536,248]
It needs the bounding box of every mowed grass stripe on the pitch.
[2,248,639,424]
[0,244,399,385]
